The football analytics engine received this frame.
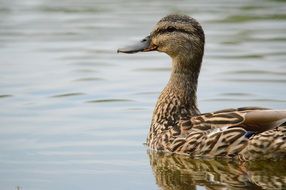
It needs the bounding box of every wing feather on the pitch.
[174,107,286,159]
[190,107,286,133]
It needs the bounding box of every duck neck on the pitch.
[152,56,201,126]
[168,56,201,115]
[147,54,202,147]
[172,54,201,80]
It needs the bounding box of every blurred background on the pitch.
[0,0,285,189]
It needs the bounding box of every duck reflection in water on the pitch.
[148,151,286,190]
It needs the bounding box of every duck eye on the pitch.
[166,27,176,33]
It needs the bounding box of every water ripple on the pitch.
[86,99,133,104]
[50,93,85,98]
[0,94,12,98]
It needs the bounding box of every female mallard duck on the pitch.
[118,14,286,161]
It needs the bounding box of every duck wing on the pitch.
[174,107,286,159]
[190,107,286,133]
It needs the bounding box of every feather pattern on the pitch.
[148,106,286,160]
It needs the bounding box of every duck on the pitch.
[118,14,286,161]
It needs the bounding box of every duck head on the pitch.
[118,14,205,74]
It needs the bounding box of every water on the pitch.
[0,0,286,189]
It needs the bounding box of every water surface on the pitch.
[0,0,286,189]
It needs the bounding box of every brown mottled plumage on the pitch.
[118,14,286,161]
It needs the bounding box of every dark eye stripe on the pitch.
[166,27,176,33]
[153,27,192,36]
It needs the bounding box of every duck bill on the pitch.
[117,36,157,54]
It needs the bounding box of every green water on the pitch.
[0,0,285,189]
